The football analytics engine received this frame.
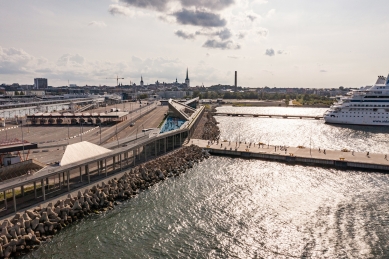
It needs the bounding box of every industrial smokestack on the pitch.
[235,71,237,92]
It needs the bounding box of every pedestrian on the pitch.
[221,143,223,147]
[274,146,276,151]
[319,147,320,152]
[324,149,326,154]
[385,154,387,159]
[367,151,369,156]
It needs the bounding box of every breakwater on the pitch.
[0,145,208,258]
[192,110,220,141]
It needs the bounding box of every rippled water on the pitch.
[24,107,389,258]
[216,106,389,153]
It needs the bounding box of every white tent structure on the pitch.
[60,141,112,166]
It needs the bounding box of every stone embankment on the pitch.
[202,111,220,141]
[0,145,208,258]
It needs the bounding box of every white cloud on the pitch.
[0,46,35,74]
[266,9,275,18]
[257,27,269,38]
[108,4,146,17]
[251,0,268,5]
[88,21,107,28]
[57,54,85,67]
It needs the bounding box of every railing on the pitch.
[0,104,205,193]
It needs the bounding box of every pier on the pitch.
[214,112,323,120]
[189,139,389,172]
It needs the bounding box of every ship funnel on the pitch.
[376,75,386,84]
[386,74,389,85]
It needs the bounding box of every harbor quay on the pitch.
[214,112,323,120]
[189,139,389,172]
[0,105,204,218]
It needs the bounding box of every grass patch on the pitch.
[0,183,44,201]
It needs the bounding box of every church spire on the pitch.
[185,68,190,87]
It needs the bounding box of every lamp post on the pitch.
[21,122,25,161]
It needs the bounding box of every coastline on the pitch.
[0,145,209,258]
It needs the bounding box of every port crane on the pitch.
[106,75,124,87]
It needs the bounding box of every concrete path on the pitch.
[188,139,389,166]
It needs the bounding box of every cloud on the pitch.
[217,28,232,40]
[175,30,196,39]
[88,21,107,27]
[108,4,147,16]
[203,39,240,50]
[0,46,35,74]
[173,9,227,27]
[237,32,246,39]
[277,50,286,54]
[117,0,234,12]
[252,0,268,4]
[180,0,234,11]
[118,0,169,12]
[57,54,85,67]
[247,14,257,21]
[265,48,275,56]
[266,9,275,18]
[320,70,327,72]
[109,4,133,15]
[227,56,238,59]
[257,28,268,37]
[194,28,232,40]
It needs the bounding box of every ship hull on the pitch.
[324,116,389,126]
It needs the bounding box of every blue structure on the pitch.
[160,116,186,133]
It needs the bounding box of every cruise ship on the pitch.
[324,74,389,126]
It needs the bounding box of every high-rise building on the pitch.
[34,78,48,89]
[185,68,190,87]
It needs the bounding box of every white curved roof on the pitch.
[60,141,112,166]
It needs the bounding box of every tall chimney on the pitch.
[234,71,237,92]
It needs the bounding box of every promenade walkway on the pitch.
[188,139,389,171]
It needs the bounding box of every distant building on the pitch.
[158,91,193,99]
[140,76,144,87]
[34,78,48,89]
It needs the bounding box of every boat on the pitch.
[324,74,389,126]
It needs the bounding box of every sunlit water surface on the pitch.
[24,107,389,258]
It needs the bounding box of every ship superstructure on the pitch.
[324,74,389,126]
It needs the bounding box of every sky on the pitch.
[0,0,388,88]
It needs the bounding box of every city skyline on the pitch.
[1,0,388,88]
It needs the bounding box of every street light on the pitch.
[21,122,25,161]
